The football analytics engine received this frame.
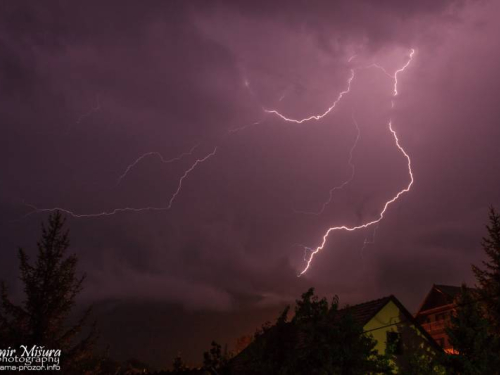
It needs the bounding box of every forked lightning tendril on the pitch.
[264,70,355,124]
[266,49,416,275]
[116,143,200,186]
[20,47,416,279]
[22,147,217,219]
[298,118,413,275]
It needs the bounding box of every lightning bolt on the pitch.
[393,49,415,97]
[116,143,200,186]
[367,49,416,101]
[264,69,355,124]
[165,147,217,209]
[266,49,415,275]
[294,113,360,215]
[20,73,274,221]
[19,47,416,280]
[299,118,413,275]
[21,147,217,219]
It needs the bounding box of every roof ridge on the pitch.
[340,295,392,311]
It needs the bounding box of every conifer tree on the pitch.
[0,211,98,373]
[472,207,500,334]
[172,353,188,373]
[445,285,499,375]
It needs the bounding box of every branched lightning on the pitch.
[19,46,416,279]
[20,70,279,221]
[265,49,415,276]
[21,147,217,219]
[294,113,360,215]
[264,69,355,124]
[116,143,200,186]
[299,118,414,275]
[165,147,217,209]
[367,49,416,103]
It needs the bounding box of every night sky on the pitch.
[1,0,500,368]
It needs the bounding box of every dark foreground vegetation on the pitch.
[1,209,500,374]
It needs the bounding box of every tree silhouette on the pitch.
[445,207,500,374]
[172,353,188,373]
[231,288,393,375]
[472,207,500,334]
[0,211,98,373]
[445,285,499,374]
[203,341,232,374]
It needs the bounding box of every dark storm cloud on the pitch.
[202,0,465,52]
[1,0,500,366]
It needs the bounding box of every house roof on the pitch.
[416,284,477,315]
[338,296,393,326]
[340,295,440,349]
[434,285,463,300]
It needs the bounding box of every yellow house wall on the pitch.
[363,300,402,354]
[362,300,445,374]
[363,301,432,352]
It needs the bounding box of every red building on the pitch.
[415,284,470,353]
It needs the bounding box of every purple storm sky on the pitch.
[1,0,500,367]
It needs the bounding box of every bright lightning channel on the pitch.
[264,69,355,124]
[299,118,413,275]
[266,49,415,276]
[22,147,217,219]
[393,49,415,97]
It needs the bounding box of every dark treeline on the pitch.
[1,208,500,374]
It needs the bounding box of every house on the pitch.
[340,295,441,369]
[415,284,472,353]
[230,295,441,373]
